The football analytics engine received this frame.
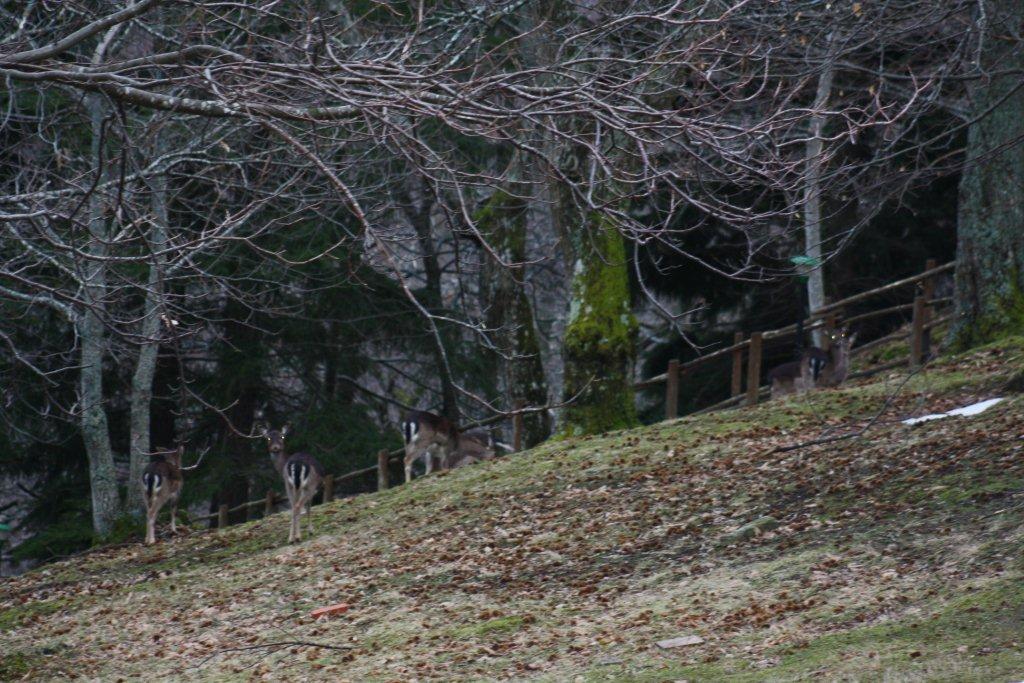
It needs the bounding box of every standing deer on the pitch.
[142,446,183,545]
[263,425,324,543]
[817,328,857,387]
[401,410,458,483]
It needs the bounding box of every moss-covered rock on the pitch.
[560,213,638,436]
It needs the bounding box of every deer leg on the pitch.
[145,502,157,545]
[284,482,297,543]
[289,499,298,543]
[404,452,415,484]
[424,448,435,476]
[305,493,314,536]
[291,502,303,542]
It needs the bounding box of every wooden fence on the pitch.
[192,410,520,528]
[194,259,955,531]
[635,259,955,420]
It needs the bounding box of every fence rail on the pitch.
[636,259,955,420]
[196,259,956,531]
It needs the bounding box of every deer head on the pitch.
[262,424,290,472]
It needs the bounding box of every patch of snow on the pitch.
[902,397,1006,425]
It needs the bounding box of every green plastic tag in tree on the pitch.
[790,255,820,268]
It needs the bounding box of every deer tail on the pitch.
[289,461,306,491]
[402,420,417,445]
[143,472,160,497]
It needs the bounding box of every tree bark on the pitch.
[803,48,835,346]
[560,211,638,437]
[80,92,120,536]
[952,0,1024,347]
[127,165,169,514]
[478,187,551,447]
[403,174,460,422]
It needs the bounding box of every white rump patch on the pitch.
[902,397,1006,425]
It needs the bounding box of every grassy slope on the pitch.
[3,339,1024,682]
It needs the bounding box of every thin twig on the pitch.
[197,640,354,667]
[765,362,928,455]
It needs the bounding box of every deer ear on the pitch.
[177,445,185,456]
[281,424,290,438]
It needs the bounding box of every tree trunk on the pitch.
[404,175,460,422]
[478,188,551,447]
[803,50,835,346]
[952,0,1024,347]
[127,167,169,514]
[80,92,119,536]
[560,212,638,437]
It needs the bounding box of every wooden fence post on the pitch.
[745,332,763,406]
[322,474,334,504]
[921,258,937,360]
[731,332,744,397]
[264,489,275,516]
[664,359,680,420]
[910,294,926,368]
[377,449,390,491]
[512,400,524,452]
[823,312,838,351]
[217,503,229,530]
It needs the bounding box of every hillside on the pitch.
[3,339,1024,682]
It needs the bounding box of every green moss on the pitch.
[560,214,638,436]
[0,652,37,679]
[651,576,1024,682]
[0,597,73,631]
[953,269,1024,350]
[450,614,526,638]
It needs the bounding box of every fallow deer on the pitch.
[768,327,858,398]
[817,328,857,387]
[401,410,458,483]
[142,446,183,545]
[445,428,498,470]
[263,425,325,543]
[767,359,812,398]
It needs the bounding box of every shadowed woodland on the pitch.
[0,2,1019,679]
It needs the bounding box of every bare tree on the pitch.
[1,0,1017,531]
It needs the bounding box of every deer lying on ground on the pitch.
[446,428,498,470]
[142,446,183,545]
[263,425,325,543]
[768,328,858,398]
[767,358,813,397]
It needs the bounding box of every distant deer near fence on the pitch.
[263,425,324,543]
[401,410,458,483]
[401,411,506,479]
[446,428,498,470]
[142,446,183,545]
[768,328,858,398]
